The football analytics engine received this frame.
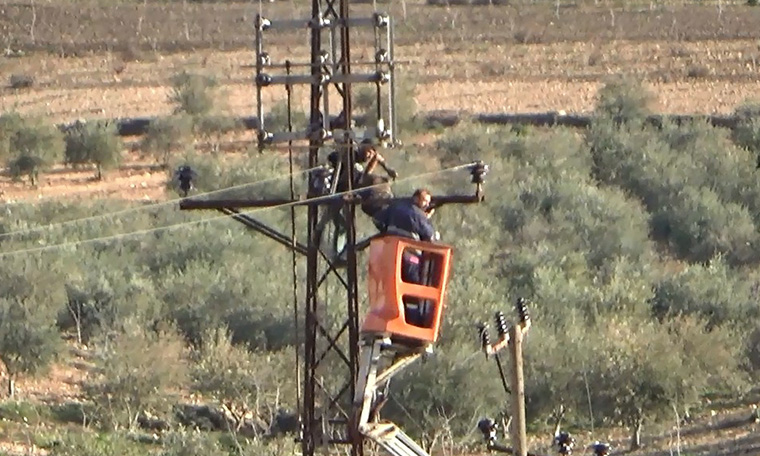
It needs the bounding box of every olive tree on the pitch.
[4,117,65,186]
[0,298,60,397]
[64,120,123,180]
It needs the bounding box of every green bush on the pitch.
[64,120,124,180]
[170,71,218,117]
[0,298,61,398]
[732,113,760,156]
[594,76,653,124]
[526,313,746,449]
[650,186,760,265]
[190,326,296,426]
[84,322,189,430]
[4,116,65,186]
[261,101,308,135]
[194,115,242,153]
[47,431,145,456]
[353,76,421,136]
[650,256,760,328]
[142,114,194,165]
[159,431,227,456]
[59,268,163,345]
[0,111,25,162]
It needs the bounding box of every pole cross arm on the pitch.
[178,193,484,211]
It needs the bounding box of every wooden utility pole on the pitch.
[509,324,527,456]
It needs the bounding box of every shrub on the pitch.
[190,326,295,431]
[260,101,308,136]
[594,76,653,124]
[84,322,189,430]
[731,101,760,155]
[527,314,746,450]
[64,120,124,180]
[47,431,144,456]
[650,186,760,266]
[142,114,194,165]
[159,431,227,456]
[650,256,760,328]
[353,76,420,135]
[5,117,65,186]
[0,111,25,162]
[0,298,61,398]
[170,71,218,117]
[193,115,242,153]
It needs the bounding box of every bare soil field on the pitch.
[1,1,760,201]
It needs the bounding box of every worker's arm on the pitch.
[413,211,436,242]
[379,159,398,179]
[365,151,397,180]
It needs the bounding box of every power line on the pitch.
[0,166,321,241]
[0,163,475,259]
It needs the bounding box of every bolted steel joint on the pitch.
[375,49,389,63]
[256,73,272,87]
[374,12,390,28]
[308,128,331,142]
[310,15,331,29]
[375,71,390,84]
[258,130,274,144]
[255,15,271,31]
[258,52,271,67]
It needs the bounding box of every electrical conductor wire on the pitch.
[0,166,321,241]
[0,162,477,259]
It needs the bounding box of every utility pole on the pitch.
[477,299,532,456]
[509,324,527,456]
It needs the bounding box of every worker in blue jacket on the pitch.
[377,188,438,326]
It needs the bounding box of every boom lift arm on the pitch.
[347,162,489,456]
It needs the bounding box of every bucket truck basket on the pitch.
[361,235,453,344]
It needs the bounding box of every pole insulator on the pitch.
[494,311,508,339]
[478,323,490,355]
[516,297,530,327]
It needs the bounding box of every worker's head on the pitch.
[357,138,376,162]
[412,188,432,210]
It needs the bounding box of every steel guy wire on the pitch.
[0,166,322,241]
[0,162,477,259]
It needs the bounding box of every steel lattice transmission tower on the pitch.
[254,1,398,456]
[180,2,484,456]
